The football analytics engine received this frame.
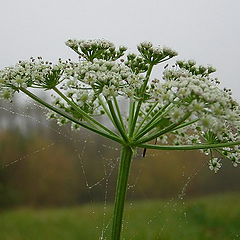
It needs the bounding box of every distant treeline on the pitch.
[0,100,240,208]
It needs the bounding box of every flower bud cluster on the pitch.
[176,60,216,77]
[65,39,127,62]
[137,41,177,64]
[125,54,148,74]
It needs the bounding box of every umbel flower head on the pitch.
[0,39,240,173]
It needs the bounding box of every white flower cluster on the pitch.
[0,40,239,172]
[149,68,239,134]
[66,39,115,52]
[209,157,222,173]
[0,56,144,121]
[62,59,144,99]
[137,41,178,64]
[0,57,67,98]
[221,146,240,167]
[142,63,240,170]
[65,39,127,61]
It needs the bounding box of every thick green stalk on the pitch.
[111,145,133,240]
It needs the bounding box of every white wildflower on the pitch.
[209,158,222,173]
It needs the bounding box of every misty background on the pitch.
[0,0,240,208]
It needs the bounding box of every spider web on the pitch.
[0,98,240,240]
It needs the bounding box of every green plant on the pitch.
[0,39,239,240]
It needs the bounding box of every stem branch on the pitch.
[138,141,240,151]
[53,87,118,138]
[20,88,122,144]
[129,64,154,137]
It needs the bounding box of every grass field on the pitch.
[0,193,240,240]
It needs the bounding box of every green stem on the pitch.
[134,103,172,140]
[98,95,116,124]
[140,64,154,94]
[138,141,240,151]
[111,145,133,240]
[136,113,191,144]
[113,96,126,131]
[129,64,154,137]
[134,102,158,135]
[171,118,199,131]
[53,87,118,138]
[128,99,135,134]
[20,88,122,144]
[107,100,129,143]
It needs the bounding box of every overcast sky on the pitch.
[0,0,239,98]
